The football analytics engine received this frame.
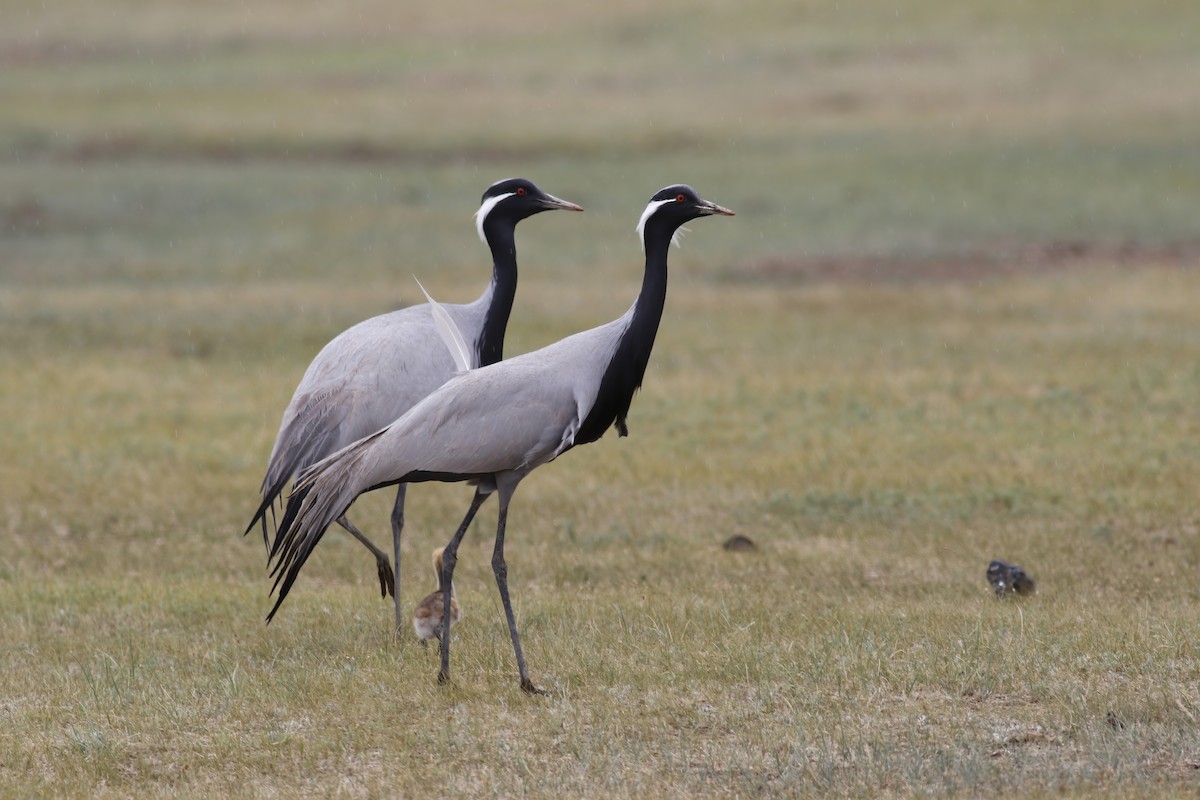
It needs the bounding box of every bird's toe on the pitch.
[377,560,395,598]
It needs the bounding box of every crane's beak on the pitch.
[540,193,584,212]
[699,200,736,217]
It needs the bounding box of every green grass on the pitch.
[2,0,1200,796]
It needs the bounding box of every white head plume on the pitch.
[474,192,516,243]
[635,199,683,251]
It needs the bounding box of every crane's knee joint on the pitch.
[491,556,507,580]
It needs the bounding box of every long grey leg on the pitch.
[390,484,407,636]
[336,515,393,598]
[491,500,541,694]
[438,488,490,685]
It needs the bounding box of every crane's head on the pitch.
[475,178,583,242]
[636,184,735,250]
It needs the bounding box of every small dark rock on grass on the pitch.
[987,559,1036,596]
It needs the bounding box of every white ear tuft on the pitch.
[474,192,516,243]
[635,199,673,252]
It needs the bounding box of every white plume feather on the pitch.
[635,198,674,251]
[414,277,474,372]
[474,192,516,243]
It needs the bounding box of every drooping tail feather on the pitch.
[264,428,390,622]
[245,468,294,551]
[246,387,351,553]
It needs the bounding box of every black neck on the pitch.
[477,219,519,367]
[572,220,673,445]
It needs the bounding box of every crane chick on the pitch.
[413,547,459,646]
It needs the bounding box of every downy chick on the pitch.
[413,546,460,646]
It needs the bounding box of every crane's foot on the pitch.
[376,558,395,598]
[520,678,546,696]
[437,670,450,685]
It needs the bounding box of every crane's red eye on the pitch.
[516,187,527,196]
[676,193,686,202]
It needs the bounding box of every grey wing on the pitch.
[248,305,468,542]
[375,320,628,479]
[262,370,365,489]
[359,361,589,484]
[248,379,362,546]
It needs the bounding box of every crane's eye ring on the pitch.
[676,193,686,202]
[516,187,527,196]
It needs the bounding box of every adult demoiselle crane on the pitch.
[266,185,734,693]
[245,179,582,633]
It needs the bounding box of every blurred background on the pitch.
[5,0,1198,289]
[2,1,1200,795]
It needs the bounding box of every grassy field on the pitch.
[2,1,1200,797]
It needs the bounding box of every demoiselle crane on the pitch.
[412,547,459,647]
[245,179,582,633]
[266,185,734,692]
